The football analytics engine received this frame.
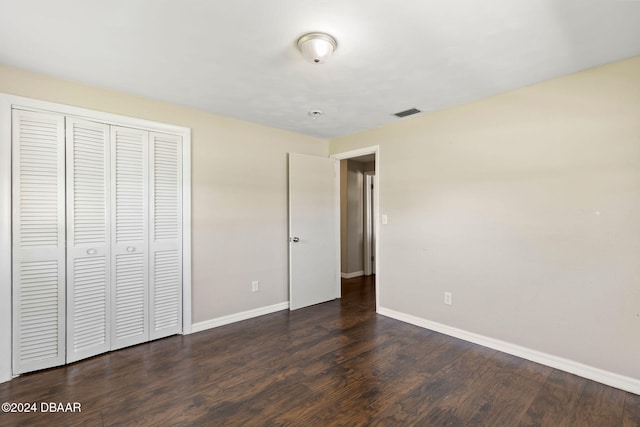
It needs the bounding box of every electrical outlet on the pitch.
[444,292,452,305]
[251,280,259,292]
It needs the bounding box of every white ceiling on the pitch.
[1,1,639,139]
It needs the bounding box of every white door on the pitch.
[149,132,183,339]
[12,110,66,374]
[288,153,339,310]
[10,106,188,375]
[110,126,149,350]
[66,118,111,362]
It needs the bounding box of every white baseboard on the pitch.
[341,271,364,279]
[191,302,289,334]
[377,307,640,395]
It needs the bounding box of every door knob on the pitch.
[127,246,136,252]
[291,237,300,243]
[86,248,97,255]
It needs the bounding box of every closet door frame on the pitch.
[0,93,192,383]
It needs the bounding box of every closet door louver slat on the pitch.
[111,126,149,350]
[66,118,111,362]
[12,110,66,374]
[149,133,183,339]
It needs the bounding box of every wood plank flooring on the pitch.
[1,275,639,426]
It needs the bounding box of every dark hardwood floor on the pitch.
[1,275,639,426]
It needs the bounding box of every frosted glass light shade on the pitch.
[297,33,337,64]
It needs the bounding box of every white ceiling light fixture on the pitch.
[297,32,337,64]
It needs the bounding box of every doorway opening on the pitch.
[333,147,379,310]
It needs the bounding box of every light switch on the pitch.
[382,214,388,225]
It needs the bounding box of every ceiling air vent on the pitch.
[393,108,421,118]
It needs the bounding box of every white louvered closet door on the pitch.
[12,110,66,374]
[66,118,111,362]
[149,133,183,339]
[110,126,150,350]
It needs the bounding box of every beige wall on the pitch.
[345,160,365,274]
[330,57,640,380]
[0,64,328,325]
[340,159,348,272]
[340,159,377,276]
[362,161,375,174]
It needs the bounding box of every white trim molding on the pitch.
[377,306,640,395]
[341,271,365,279]
[191,302,290,333]
[0,96,11,383]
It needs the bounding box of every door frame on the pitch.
[0,93,192,383]
[331,146,380,310]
